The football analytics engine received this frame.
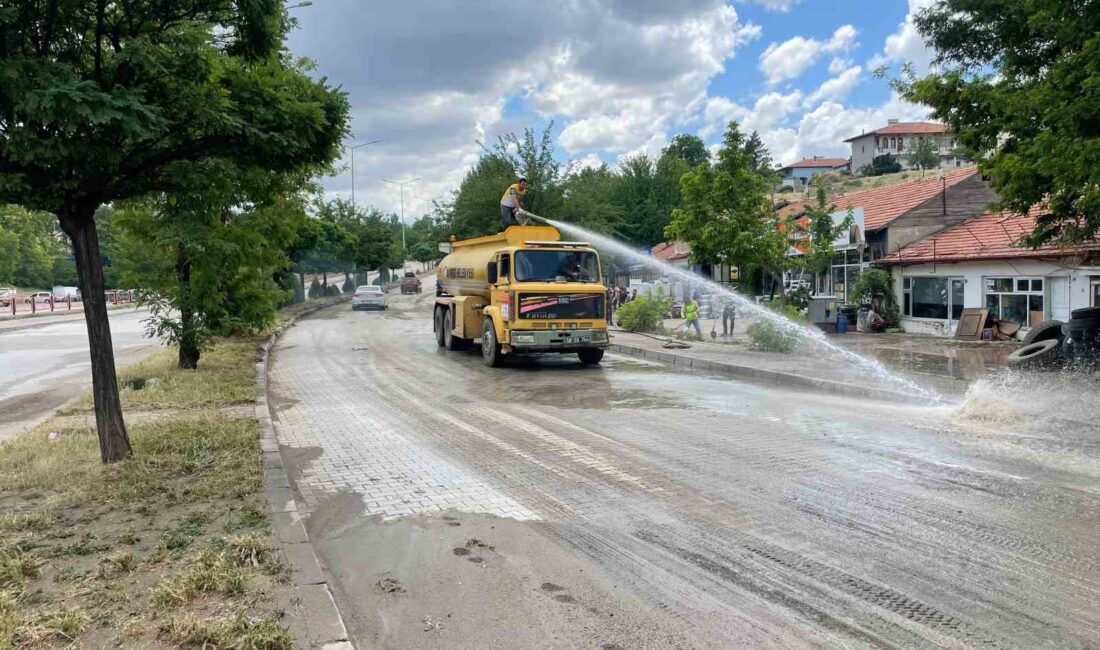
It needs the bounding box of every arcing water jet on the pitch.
[517,210,943,404]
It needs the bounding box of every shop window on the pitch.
[985,276,1043,326]
[904,277,948,319]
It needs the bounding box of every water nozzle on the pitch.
[516,209,548,225]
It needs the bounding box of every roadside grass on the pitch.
[0,333,294,648]
[62,340,262,413]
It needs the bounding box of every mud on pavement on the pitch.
[307,500,698,649]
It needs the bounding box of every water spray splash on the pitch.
[519,210,942,404]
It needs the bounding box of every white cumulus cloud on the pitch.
[759,25,858,84]
[871,0,938,73]
[804,66,863,105]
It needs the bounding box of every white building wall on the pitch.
[892,259,1098,337]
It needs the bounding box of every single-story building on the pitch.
[878,210,1100,336]
[778,157,850,189]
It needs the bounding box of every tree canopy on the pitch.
[0,1,349,462]
[905,137,939,171]
[897,0,1100,246]
[665,121,789,284]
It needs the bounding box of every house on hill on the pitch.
[845,120,969,173]
[778,157,850,190]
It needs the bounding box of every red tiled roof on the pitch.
[843,121,949,142]
[781,157,849,170]
[651,241,691,261]
[878,209,1093,264]
[776,166,980,231]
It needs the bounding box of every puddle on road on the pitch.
[842,343,1014,381]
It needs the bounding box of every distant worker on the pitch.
[682,297,702,338]
[500,177,528,229]
[721,291,737,337]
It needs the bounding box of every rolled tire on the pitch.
[1022,319,1064,346]
[1064,316,1100,332]
[434,307,446,347]
[1070,306,1100,320]
[1006,338,1062,371]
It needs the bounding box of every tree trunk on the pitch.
[176,244,200,369]
[59,202,132,463]
[322,270,327,287]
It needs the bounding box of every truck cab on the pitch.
[434,226,608,367]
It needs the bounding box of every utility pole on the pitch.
[382,177,421,253]
[347,139,381,207]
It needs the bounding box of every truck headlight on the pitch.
[591,330,607,341]
[512,333,535,344]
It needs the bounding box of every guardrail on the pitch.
[2,290,136,317]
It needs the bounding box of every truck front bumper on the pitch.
[508,328,608,352]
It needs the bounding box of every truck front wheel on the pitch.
[578,349,605,365]
[482,318,505,367]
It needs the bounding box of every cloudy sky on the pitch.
[287,0,935,219]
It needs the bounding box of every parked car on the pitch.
[0,288,15,307]
[400,271,422,295]
[23,291,53,303]
[352,285,387,311]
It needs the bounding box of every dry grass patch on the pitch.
[0,335,294,647]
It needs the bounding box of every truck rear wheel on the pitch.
[434,307,446,347]
[578,349,605,365]
[444,309,467,351]
[482,318,504,367]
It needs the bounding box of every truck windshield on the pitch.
[515,250,598,283]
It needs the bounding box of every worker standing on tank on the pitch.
[500,177,528,230]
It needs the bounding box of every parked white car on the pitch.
[23,291,53,303]
[352,285,386,311]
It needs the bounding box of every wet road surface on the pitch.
[0,308,156,439]
[268,281,1100,649]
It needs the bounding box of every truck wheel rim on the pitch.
[483,328,494,358]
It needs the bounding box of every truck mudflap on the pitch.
[507,328,608,352]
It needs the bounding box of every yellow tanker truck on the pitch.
[434,224,608,367]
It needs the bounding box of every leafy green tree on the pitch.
[447,154,517,238]
[742,130,775,177]
[906,137,940,171]
[665,121,789,288]
[0,205,57,287]
[0,3,349,461]
[558,164,622,235]
[662,134,710,168]
[893,0,1099,246]
[493,125,564,219]
[801,187,854,278]
[113,163,316,369]
[860,154,902,177]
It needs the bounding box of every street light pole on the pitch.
[347,139,381,207]
[382,177,421,254]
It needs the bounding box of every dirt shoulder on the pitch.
[0,336,295,648]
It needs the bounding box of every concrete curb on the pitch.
[608,341,924,404]
[256,296,353,650]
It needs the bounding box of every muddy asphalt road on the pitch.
[0,308,156,440]
[268,279,1100,649]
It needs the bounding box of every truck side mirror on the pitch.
[487,262,498,284]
